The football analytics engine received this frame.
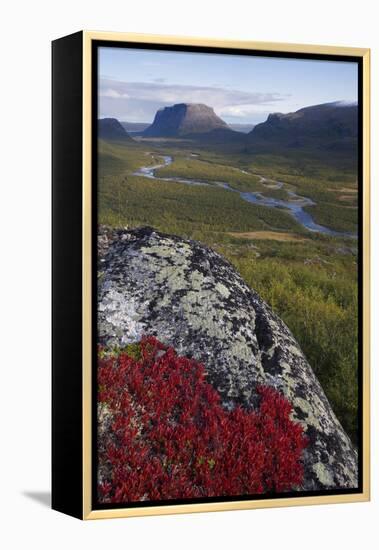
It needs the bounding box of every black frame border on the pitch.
[52,31,84,519]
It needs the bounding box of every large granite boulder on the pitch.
[97,225,358,491]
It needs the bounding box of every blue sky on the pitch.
[98,46,358,124]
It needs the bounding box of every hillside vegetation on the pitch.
[98,137,359,445]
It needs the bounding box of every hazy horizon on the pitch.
[98,46,358,125]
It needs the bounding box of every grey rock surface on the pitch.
[97,225,358,491]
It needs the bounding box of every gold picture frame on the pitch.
[52,31,370,520]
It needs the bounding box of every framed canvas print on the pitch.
[52,31,370,520]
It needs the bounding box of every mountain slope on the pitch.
[248,101,358,151]
[98,118,133,141]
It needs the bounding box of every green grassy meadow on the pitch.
[98,137,359,444]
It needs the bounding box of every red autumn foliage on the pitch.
[97,336,307,503]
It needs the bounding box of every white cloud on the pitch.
[98,78,290,123]
[100,88,130,99]
[99,79,286,106]
[218,104,278,118]
[334,99,358,107]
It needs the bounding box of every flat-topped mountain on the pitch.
[249,101,358,150]
[98,118,133,141]
[143,103,228,137]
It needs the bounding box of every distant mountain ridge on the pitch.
[99,101,358,153]
[120,121,150,133]
[248,101,358,150]
[120,119,254,135]
[98,118,133,141]
[228,123,255,133]
[143,103,228,137]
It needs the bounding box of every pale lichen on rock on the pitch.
[97,225,358,491]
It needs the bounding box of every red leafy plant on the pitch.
[97,336,308,503]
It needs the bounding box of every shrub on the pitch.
[232,253,358,443]
[98,336,307,503]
